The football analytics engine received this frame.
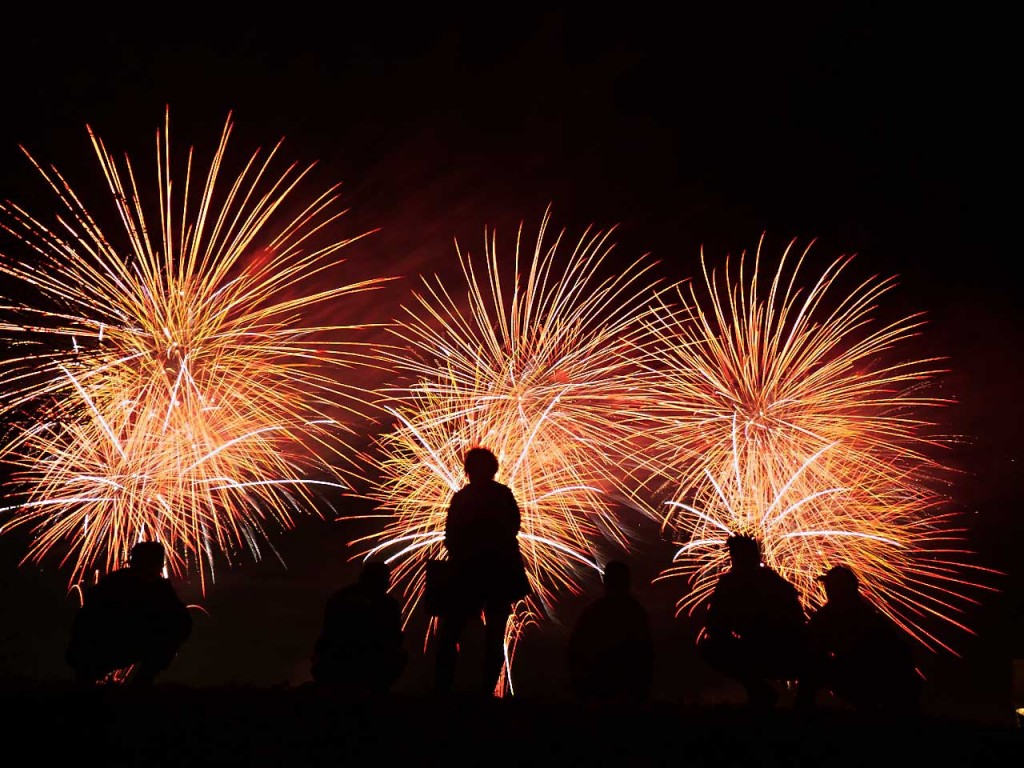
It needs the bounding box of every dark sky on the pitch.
[0,5,1017,717]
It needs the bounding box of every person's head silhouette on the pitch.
[818,565,859,603]
[726,534,761,570]
[129,541,166,575]
[360,561,391,594]
[463,446,499,482]
[602,560,632,594]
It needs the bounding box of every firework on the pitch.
[641,236,995,652]
[355,206,671,690]
[0,109,395,591]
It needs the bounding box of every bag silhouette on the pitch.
[424,559,452,617]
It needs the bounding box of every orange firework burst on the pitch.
[354,207,670,693]
[0,110,395,591]
[642,236,996,652]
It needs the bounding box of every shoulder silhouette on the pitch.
[66,540,192,686]
[698,534,808,708]
[312,561,407,694]
[567,560,654,703]
[434,446,531,695]
[797,565,921,715]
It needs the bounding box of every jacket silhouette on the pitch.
[434,446,530,695]
[567,560,654,703]
[66,541,192,685]
[797,565,921,713]
[311,561,407,693]
[698,534,808,707]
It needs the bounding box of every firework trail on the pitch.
[355,206,671,692]
[0,109,396,591]
[641,236,996,652]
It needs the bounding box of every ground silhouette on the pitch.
[3,681,1020,767]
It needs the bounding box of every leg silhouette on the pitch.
[434,610,470,693]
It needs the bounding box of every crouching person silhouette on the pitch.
[698,534,808,708]
[311,560,408,694]
[434,446,531,696]
[567,560,655,704]
[66,541,192,686]
[796,565,922,716]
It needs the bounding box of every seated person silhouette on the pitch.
[567,560,654,703]
[698,534,808,708]
[66,540,192,686]
[311,561,408,694]
[797,565,921,714]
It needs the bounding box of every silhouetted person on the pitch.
[66,541,192,686]
[796,565,921,715]
[567,560,654,703]
[698,534,808,708]
[434,446,531,695]
[311,561,407,694]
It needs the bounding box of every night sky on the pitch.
[0,5,1017,720]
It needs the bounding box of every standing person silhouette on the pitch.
[566,559,655,703]
[796,565,921,715]
[311,560,408,694]
[66,540,192,686]
[434,447,531,695]
[698,534,808,708]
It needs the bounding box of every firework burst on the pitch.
[641,236,996,652]
[0,109,395,591]
[355,207,671,691]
